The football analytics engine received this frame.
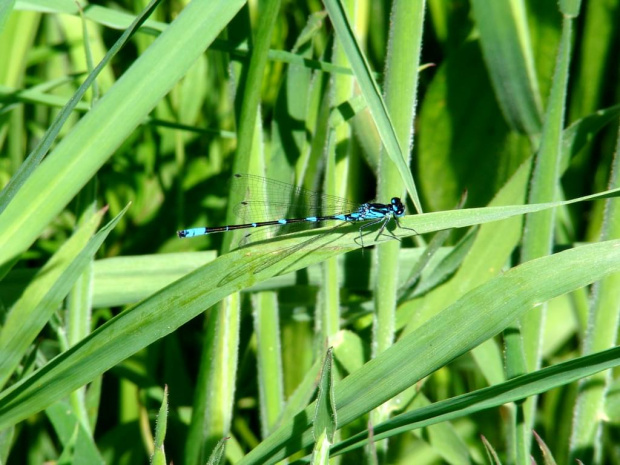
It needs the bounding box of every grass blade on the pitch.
[322,0,421,213]
[0,0,245,267]
[331,345,620,455]
[470,0,542,136]
[239,238,620,464]
[0,0,163,214]
[0,205,126,389]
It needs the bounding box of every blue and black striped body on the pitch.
[178,198,405,239]
[177,174,408,245]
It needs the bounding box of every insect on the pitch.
[178,173,410,248]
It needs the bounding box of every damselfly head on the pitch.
[390,197,405,217]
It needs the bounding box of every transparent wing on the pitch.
[230,173,362,246]
[231,173,361,222]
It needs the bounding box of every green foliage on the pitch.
[0,0,619,464]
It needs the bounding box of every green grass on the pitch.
[1,0,620,464]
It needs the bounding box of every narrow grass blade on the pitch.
[184,293,240,464]
[521,15,574,264]
[206,437,230,465]
[150,385,168,465]
[569,122,620,460]
[481,435,502,465]
[561,103,620,172]
[0,80,91,112]
[322,0,421,213]
[513,12,576,460]
[253,292,285,437]
[0,252,216,309]
[92,252,216,307]
[533,430,558,465]
[46,401,103,463]
[470,0,542,136]
[311,348,336,463]
[330,345,620,455]
[314,348,336,443]
[275,358,321,430]
[374,0,425,358]
[0,204,127,389]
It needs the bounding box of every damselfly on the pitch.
[177,173,411,247]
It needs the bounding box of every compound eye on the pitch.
[391,197,405,214]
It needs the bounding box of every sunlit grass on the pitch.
[0,1,619,464]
